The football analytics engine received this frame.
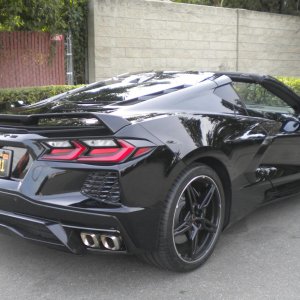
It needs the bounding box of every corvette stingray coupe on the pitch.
[0,71,299,272]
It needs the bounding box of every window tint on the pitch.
[232,82,295,114]
[214,84,247,115]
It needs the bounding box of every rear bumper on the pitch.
[0,209,86,253]
[0,208,133,254]
[0,189,161,255]
[0,129,183,255]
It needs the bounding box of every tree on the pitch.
[0,0,88,84]
[172,0,300,15]
[0,0,65,32]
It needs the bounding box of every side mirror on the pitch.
[281,120,300,132]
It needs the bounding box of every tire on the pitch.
[142,163,225,272]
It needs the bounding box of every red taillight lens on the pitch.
[132,147,152,158]
[40,139,153,163]
[77,140,135,162]
[41,141,86,160]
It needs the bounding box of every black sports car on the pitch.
[0,71,299,272]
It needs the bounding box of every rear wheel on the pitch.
[142,164,225,272]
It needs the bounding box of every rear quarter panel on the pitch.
[136,113,276,225]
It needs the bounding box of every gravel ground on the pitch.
[0,196,300,300]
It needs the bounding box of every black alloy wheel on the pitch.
[173,175,222,263]
[142,164,225,272]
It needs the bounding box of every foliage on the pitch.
[0,85,81,106]
[278,77,300,95]
[0,0,88,84]
[172,0,300,15]
[0,0,65,32]
[66,1,88,84]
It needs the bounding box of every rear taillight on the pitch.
[78,140,135,162]
[40,139,153,163]
[41,141,86,161]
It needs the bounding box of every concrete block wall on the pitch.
[238,9,300,75]
[88,0,300,82]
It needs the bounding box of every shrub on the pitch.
[277,77,300,95]
[0,85,82,107]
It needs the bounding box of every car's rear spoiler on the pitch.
[0,112,131,134]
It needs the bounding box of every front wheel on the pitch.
[142,164,225,272]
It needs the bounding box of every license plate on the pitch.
[0,149,13,178]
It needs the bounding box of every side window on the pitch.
[232,82,295,115]
[214,84,247,115]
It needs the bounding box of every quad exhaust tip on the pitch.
[80,232,122,251]
[100,234,121,251]
[80,233,100,248]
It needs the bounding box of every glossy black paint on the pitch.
[0,71,300,255]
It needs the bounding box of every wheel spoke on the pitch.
[201,218,217,233]
[174,211,192,236]
[199,184,216,209]
[186,185,198,214]
[174,222,192,236]
[189,223,200,257]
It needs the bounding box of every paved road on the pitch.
[0,196,300,300]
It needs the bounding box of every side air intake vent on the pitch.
[81,171,120,204]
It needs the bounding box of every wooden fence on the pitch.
[0,32,65,88]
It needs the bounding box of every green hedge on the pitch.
[0,85,82,106]
[0,77,299,107]
[277,77,300,95]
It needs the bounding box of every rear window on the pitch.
[63,72,213,106]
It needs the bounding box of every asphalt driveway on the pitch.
[0,196,300,300]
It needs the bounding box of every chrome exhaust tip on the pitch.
[80,232,100,248]
[100,234,121,251]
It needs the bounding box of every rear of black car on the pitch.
[0,112,176,255]
[0,71,229,268]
